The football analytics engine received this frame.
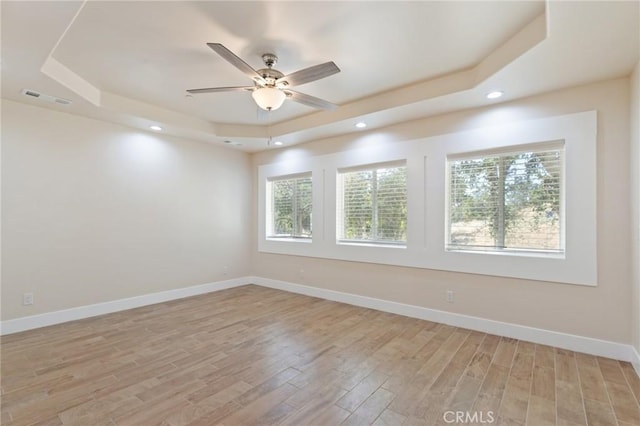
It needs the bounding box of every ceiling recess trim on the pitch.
[40,4,547,148]
[41,56,101,106]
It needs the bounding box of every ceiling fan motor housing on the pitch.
[262,53,278,68]
[257,68,284,84]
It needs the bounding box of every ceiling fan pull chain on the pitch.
[267,111,272,146]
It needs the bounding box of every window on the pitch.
[337,162,407,244]
[267,174,312,239]
[258,111,595,285]
[447,143,564,253]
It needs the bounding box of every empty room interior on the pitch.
[2,1,640,425]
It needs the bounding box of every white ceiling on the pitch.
[1,1,638,152]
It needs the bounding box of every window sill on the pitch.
[446,247,565,259]
[266,237,312,243]
[337,240,407,249]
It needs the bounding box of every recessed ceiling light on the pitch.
[273,141,284,146]
[486,91,504,99]
[149,125,163,131]
[355,122,367,128]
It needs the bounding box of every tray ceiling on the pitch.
[1,1,638,151]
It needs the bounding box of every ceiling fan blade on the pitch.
[186,86,254,94]
[207,43,266,84]
[285,90,338,110]
[277,62,340,87]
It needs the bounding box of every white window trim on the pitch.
[258,158,320,257]
[257,111,597,286]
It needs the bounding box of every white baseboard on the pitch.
[632,346,640,377]
[2,275,638,366]
[0,277,249,335]
[250,276,638,364]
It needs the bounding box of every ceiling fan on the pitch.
[187,43,340,112]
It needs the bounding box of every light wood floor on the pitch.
[1,285,639,426]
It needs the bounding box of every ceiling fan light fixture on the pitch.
[252,87,286,111]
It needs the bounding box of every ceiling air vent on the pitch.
[24,90,41,98]
[21,89,72,106]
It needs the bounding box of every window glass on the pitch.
[268,174,312,239]
[447,147,564,253]
[337,164,407,244]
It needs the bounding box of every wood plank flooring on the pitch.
[1,285,639,425]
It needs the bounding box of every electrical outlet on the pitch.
[299,269,305,278]
[223,265,229,276]
[23,293,34,306]
[446,290,454,303]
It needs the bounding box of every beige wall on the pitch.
[2,77,634,347]
[251,78,632,344]
[1,100,252,320]
[631,61,640,354]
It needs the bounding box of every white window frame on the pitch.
[445,141,566,256]
[337,161,408,247]
[258,157,318,257]
[266,173,313,240]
